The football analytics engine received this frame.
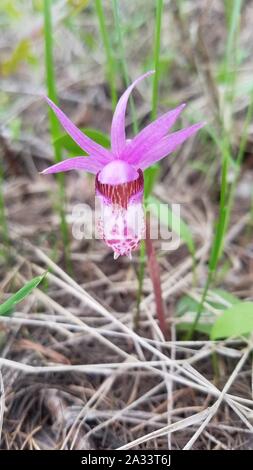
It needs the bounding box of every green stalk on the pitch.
[111,0,138,133]
[151,0,163,121]
[217,0,252,257]
[43,0,70,271]
[186,271,213,340]
[224,94,253,235]
[223,0,242,128]
[187,139,230,340]
[95,0,117,109]
[188,1,242,338]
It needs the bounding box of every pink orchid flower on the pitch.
[42,70,204,259]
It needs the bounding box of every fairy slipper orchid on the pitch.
[42,70,204,259]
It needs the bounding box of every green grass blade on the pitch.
[43,0,70,270]
[95,0,117,109]
[223,92,253,237]
[144,164,160,200]
[151,0,163,121]
[225,0,242,67]
[111,0,138,133]
[43,0,60,158]
[0,273,47,316]
[189,1,243,337]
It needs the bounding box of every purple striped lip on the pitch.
[95,169,144,209]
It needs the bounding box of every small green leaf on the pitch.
[176,295,212,335]
[176,295,200,317]
[177,322,212,336]
[148,195,195,255]
[55,128,110,155]
[209,288,240,309]
[8,118,21,141]
[67,0,89,8]
[0,273,47,317]
[0,0,21,19]
[1,39,37,76]
[144,165,160,199]
[211,302,253,340]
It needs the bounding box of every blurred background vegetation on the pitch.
[1,0,253,450]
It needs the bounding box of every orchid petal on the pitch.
[135,122,204,170]
[45,97,112,164]
[110,70,154,157]
[123,103,186,163]
[41,156,102,175]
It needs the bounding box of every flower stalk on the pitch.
[145,211,168,337]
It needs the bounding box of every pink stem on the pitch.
[145,211,169,338]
